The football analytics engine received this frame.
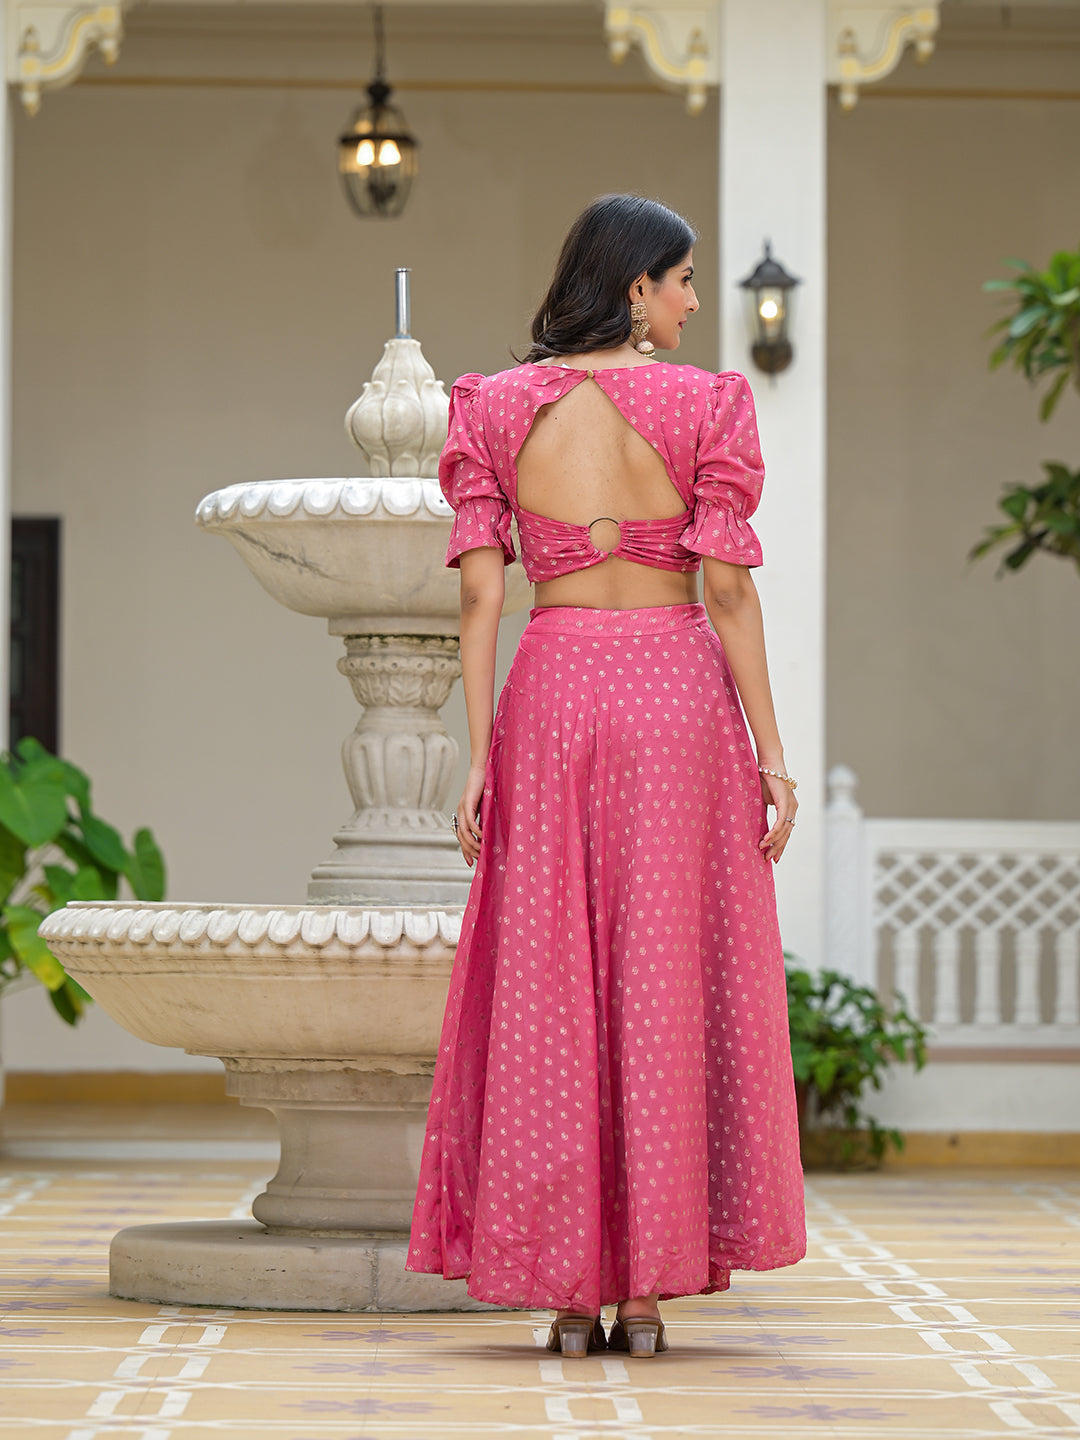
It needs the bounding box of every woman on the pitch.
[406,195,806,1358]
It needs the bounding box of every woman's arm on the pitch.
[455,547,506,866]
[701,556,798,863]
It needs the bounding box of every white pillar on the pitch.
[719,0,827,969]
[0,50,11,753]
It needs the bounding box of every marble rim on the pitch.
[195,478,452,527]
[38,903,464,952]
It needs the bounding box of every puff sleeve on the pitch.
[680,372,764,567]
[438,376,517,569]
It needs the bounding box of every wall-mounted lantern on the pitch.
[739,242,801,375]
[338,6,419,219]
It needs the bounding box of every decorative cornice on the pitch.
[39,902,463,964]
[828,3,940,110]
[195,477,452,530]
[604,2,718,116]
[9,2,133,115]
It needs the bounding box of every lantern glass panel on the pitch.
[756,287,787,343]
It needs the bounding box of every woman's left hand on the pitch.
[759,771,798,864]
[454,764,487,867]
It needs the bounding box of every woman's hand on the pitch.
[758,769,798,864]
[455,763,487,867]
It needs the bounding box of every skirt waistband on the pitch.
[525,602,710,639]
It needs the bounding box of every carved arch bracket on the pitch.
[604,2,720,116]
[827,3,940,110]
[6,1,135,115]
[605,2,940,118]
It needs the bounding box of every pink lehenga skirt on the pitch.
[406,603,805,1312]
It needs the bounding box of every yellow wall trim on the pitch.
[5,1071,229,1105]
[883,1132,1080,1168]
[71,75,1080,104]
[5,1077,1078,1170]
[802,1129,1080,1169]
[75,74,664,96]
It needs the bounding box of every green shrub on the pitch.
[974,247,1080,577]
[0,737,166,1024]
[786,959,928,1166]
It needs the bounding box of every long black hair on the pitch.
[523,195,697,363]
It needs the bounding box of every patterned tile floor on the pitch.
[0,1105,1078,1439]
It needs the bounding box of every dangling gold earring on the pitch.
[629,299,655,357]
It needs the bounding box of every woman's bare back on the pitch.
[518,364,699,610]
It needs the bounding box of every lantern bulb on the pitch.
[759,298,779,321]
[378,139,402,166]
[356,139,376,166]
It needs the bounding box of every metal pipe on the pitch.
[395,267,411,338]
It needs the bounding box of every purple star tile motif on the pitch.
[303,1327,440,1345]
[998,1265,1076,1277]
[682,1304,820,1319]
[720,1364,871,1380]
[295,1360,446,1376]
[20,1276,96,1290]
[739,1404,901,1421]
[0,1358,27,1370]
[0,1301,72,1312]
[941,1232,1019,1243]
[930,1214,1003,1225]
[290,1398,442,1416]
[11,1254,95,1268]
[0,1326,62,1338]
[696,1331,844,1348]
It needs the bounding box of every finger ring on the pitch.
[450,815,459,834]
[786,818,795,826]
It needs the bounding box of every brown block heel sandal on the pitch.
[545,1315,607,1357]
[607,1318,668,1357]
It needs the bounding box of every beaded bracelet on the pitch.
[758,766,798,791]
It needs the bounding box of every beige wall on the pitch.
[4,4,1079,1073]
[827,72,1080,820]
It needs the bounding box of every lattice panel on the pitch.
[873,848,1080,1037]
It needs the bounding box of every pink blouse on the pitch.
[439,361,765,582]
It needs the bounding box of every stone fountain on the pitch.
[38,270,529,1311]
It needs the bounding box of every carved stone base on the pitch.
[109,1222,491,1313]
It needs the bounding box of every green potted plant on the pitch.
[785,959,928,1169]
[0,736,166,1024]
[971,245,1080,576]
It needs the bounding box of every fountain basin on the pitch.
[196,476,531,635]
[38,901,487,1311]
[40,902,460,1059]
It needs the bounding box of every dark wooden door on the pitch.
[10,517,60,754]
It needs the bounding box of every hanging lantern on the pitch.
[739,242,801,375]
[338,6,419,219]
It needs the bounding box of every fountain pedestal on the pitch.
[310,633,465,904]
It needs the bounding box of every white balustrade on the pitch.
[824,766,1080,1052]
